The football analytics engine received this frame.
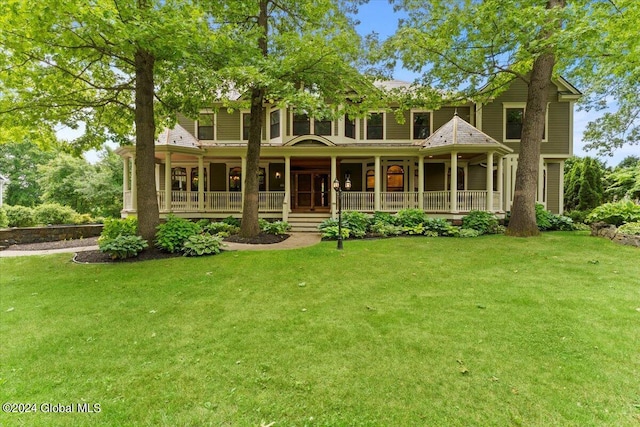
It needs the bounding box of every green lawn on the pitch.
[1,232,639,426]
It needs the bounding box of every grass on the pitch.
[1,232,639,426]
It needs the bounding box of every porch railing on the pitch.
[342,192,374,212]
[155,191,285,213]
[380,192,419,211]
[424,191,450,212]
[259,191,286,212]
[123,190,133,210]
[457,190,487,212]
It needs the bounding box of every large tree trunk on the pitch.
[506,0,563,237]
[239,0,268,238]
[134,48,160,242]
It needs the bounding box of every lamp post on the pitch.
[333,176,351,250]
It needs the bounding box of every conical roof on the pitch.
[155,124,199,148]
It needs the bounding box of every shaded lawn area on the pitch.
[1,232,639,426]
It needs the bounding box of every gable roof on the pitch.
[416,114,513,155]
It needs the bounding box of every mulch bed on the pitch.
[224,233,289,245]
[73,248,182,264]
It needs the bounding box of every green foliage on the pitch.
[0,208,8,228]
[462,210,500,235]
[33,203,78,225]
[75,148,123,218]
[99,217,138,244]
[548,215,575,232]
[403,223,425,235]
[155,215,202,253]
[203,221,239,236]
[564,157,605,211]
[604,161,640,202]
[342,211,370,238]
[320,225,350,240]
[37,153,90,214]
[423,218,452,236]
[369,221,403,237]
[0,139,56,206]
[99,235,148,260]
[222,216,241,228]
[73,213,95,224]
[457,228,480,238]
[536,204,553,231]
[260,220,291,235]
[196,219,210,228]
[565,210,591,224]
[586,200,640,226]
[617,222,640,236]
[318,218,339,232]
[4,205,36,227]
[372,211,397,226]
[396,209,427,228]
[182,233,223,257]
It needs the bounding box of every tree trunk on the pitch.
[506,0,563,237]
[134,48,160,242]
[239,0,268,238]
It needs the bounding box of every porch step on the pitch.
[287,213,331,233]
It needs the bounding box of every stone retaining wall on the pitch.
[590,222,640,248]
[0,224,103,247]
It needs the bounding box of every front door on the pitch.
[293,172,330,211]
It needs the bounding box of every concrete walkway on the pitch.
[0,233,322,257]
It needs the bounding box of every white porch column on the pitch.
[241,156,247,211]
[486,151,494,212]
[164,153,172,211]
[538,156,545,204]
[122,156,130,211]
[417,155,425,210]
[198,155,205,212]
[330,155,337,218]
[450,152,458,213]
[374,155,381,211]
[559,160,565,214]
[496,155,504,212]
[131,157,137,211]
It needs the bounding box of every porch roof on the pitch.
[416,114,513,156]
[155,124,199,148]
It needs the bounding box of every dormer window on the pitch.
[293,113,310,135]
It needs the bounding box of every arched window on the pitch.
[229,167,242,192]
[386,165,404,192]
[366,170,375,192]
[171,167,187,191]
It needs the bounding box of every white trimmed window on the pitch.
[503,102,548,142]
[411,111,432,140]
[197,113,214,140]
[366,112,384,140]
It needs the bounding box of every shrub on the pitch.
[586,200,640,226]
[458,228,481,238]
[196,219,210,229]
[5,205,36,227]
[260,220,291,235]
[462,210,500,235]
[548,214,575,231]
[99,217,138,244]
[372,211,397,226]
[321,225,350,240]
[155,215,202,253]
[0,208,8,228]
[423,230,439,237]
[73,213,94,224]
[204,221,240,236]
[404,223,425,235]
[617,222,640,236]
[369,221,403,237]
[396,209,427,227]
[318,218,339,232]
[34,203,78,225]
[442,225,461,237]
[182,233,223,257]
[342,211,370,238]
[423,218,452,236]
[565,210,591,224]
[222,216,241,227]
[536,203,553,231]
[99,235,148,260]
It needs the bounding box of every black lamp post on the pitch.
[333,176,351,250]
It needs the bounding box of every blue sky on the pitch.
[74,1,637,166]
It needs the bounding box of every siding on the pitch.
[425,163,445,190]
[341,163,363,192]
[386,111,410,140]
[211,163,227,191]
[547,162,560,214]
[217,110,241,140]
[177,113,195,137]
[433,107,471,131]
[468,165,486,190]
[159,164,166,191]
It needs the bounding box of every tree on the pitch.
[0,0,213,242]
[76,148,124,218]
[564,156,605,211]
[38,154,90,214]
[201,0,377,238]
[0,139,56,207]
[604,156,640,202]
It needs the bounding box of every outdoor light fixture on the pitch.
[275,171,281,179]
[333,177,352,250]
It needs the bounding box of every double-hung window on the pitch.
[367,113,384,140]
[198,114,214,140]
[345,115,356,139]
[503,103,547,141]
[293,113,310,135]
[270,110,280,139]
[412,112,431,139]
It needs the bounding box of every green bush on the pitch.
[403,223,425,235]
[548,214,575,231]
[261,220,291,235]
[0,208,8,228]
[182,233,223,257]
[396,209,428,227]
[369,221,403,237]
[372,211,397,226]
[458,228,481,238]
[196,219,211,229]
[565,210,591,224]
[342,211,370,238]
[204,221,240,236]
[99,234,148,260]
[536,203,553,231]
[34,203,78,225]
[222,216,241,227]
[586,200,640,226]
[73,213,94,224]
[318,218,339,232]
[423,218,452,236]
[99,217,138,244]
[320,225,350,240]
[5,205,36,227]
[617,222,640,236]
[462,210,500,235]
[155,215,202,253]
